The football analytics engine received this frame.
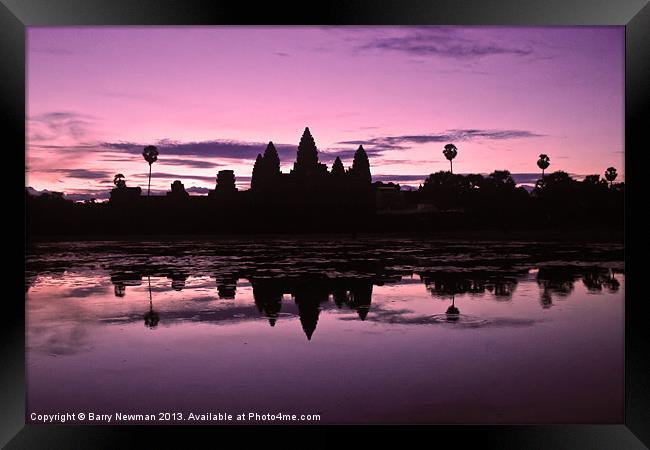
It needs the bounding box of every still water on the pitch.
[26,238,624,424]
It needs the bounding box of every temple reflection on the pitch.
[216,274,237,299]
[169,272,188,291]
[251,279,283,327]
[110,271,143,298]
[89,264,624,338]
[249,277,373,340]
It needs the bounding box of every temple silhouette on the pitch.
[26,127,624,236]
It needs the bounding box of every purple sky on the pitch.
[26,26,624,199]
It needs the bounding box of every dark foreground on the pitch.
[26,237,624,424]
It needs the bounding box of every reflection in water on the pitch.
[446,294,460,321]
[111,271,142,298]
[537,266,575,308]
[582,268,620,293]
[71,264,623,339]
[216,274,237,299]
[252,280,283,327]
[169,273,188,291]
[143,276,159,328]
[26,239,624,423]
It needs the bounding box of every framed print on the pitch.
[3,0,649,448]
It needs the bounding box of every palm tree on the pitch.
[142,145,159,196]
[537,154,550,178]
[113,173,126,188]
[604,167,618,187]
[443,144,458,174]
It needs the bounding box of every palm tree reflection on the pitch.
[445,294,460,321]
[143,276,160,328]
[536,267,577,308]
[582,268,621,293]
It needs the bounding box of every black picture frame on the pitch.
[3,0,648,447]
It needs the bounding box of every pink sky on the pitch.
[26,26,624,199]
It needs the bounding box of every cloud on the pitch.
[133,172,218,183]
[48,168,113,180]
[510,173,545,185]
[160,158,220,169]
[186,187,211,195]
[101,139,298,162]
[29,111,96,142]
[30,144,100,150]
[337,129,542,153]
[357,29,533,59]
[320,147,385,162]
[95,129,539,168]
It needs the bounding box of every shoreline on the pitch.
[27,228,624,244]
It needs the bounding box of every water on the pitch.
[26,238,624,424]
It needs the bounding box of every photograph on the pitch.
[23,25,628,426]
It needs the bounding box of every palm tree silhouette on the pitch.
[443,144,458,174]
[142,145,159,196]
[604,167,618,188]
[113,173,126,188]
[537,154,550,178]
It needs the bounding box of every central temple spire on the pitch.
[296,127,319,168]
[292,127,328,178]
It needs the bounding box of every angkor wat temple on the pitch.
[112,127,372,202]
[26,127,624,236]
[110,127,374,220]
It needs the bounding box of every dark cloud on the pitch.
[34,168,113,180]
[510,173,545,185]
[320,147,384,162]
[133,172,218,183]
[337,129,542,153]
[359,30,533,59]
[99,129,539,168]
[30,144,100,150]
[161,158,220,169]
[101,139,298,162]
[61,169,113,180]
[186,187,211,195]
